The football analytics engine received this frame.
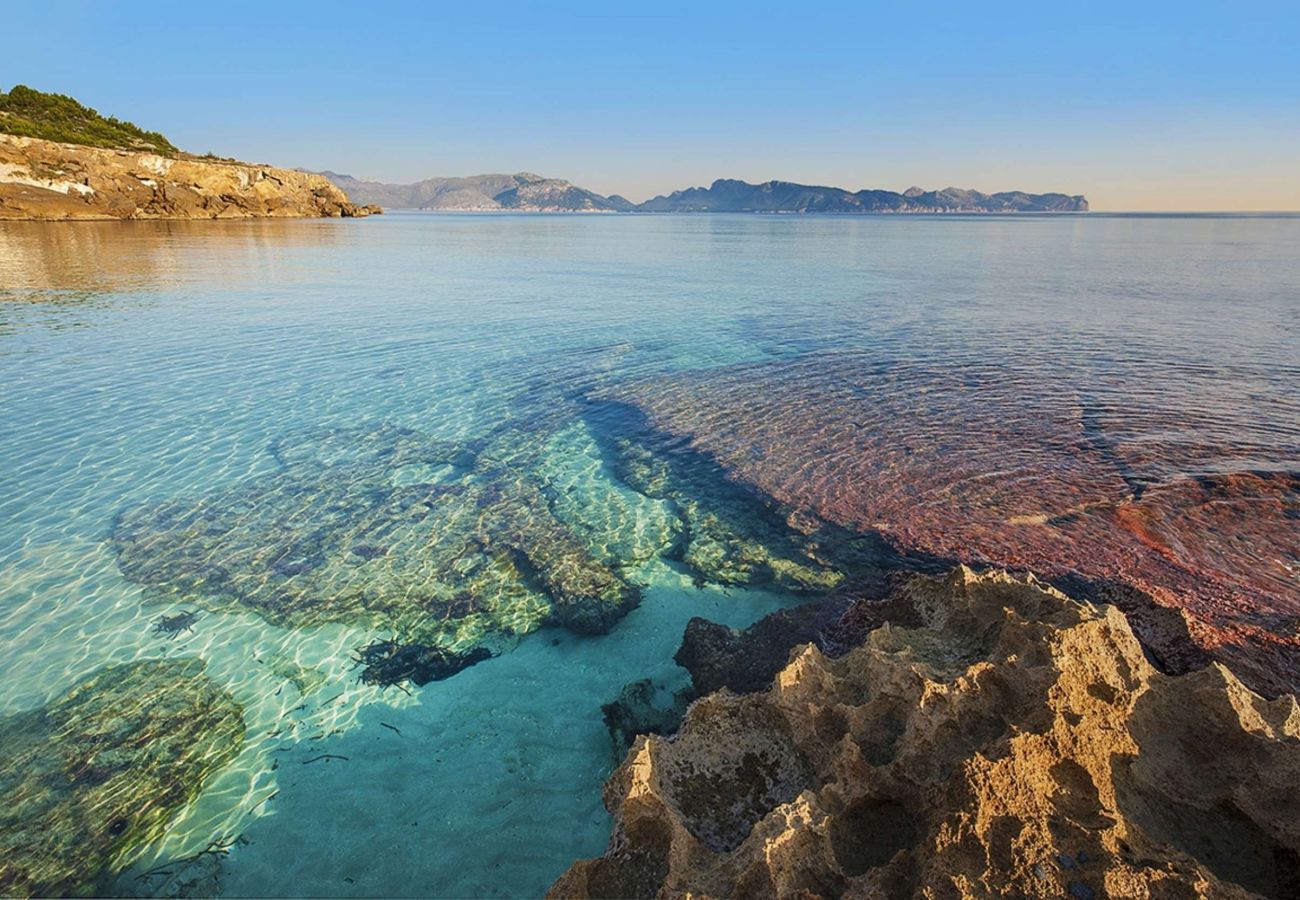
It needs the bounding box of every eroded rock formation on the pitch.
[552,568,1300,899]
[0,659,245,897]
[0,135,381,220]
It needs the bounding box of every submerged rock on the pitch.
[673,586,919,696]
[0,659,245,897]
[601,679,691,760]
[584,399,927,596]
[605,357,1300,697]
[112,408,925,676]
[552,568,1300,899]
[112,424,639,655]
[354,639,493,687]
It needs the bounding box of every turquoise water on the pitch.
[1,213,1298,897]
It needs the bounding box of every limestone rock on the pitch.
[552,568,1300,899]
[673,588,918,696]
[0,134,381,220]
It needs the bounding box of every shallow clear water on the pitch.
[1,212,1298,897]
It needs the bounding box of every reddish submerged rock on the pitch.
[603,354,1300,696]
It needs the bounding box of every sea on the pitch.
[1,211,1297,897]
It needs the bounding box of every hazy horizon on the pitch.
[5,0,1299,211]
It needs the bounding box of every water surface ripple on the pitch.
[1,213,1298,897]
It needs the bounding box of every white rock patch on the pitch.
[0,162,95,196]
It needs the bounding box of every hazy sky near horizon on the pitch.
[4,1,1299,210]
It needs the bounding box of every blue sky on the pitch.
[4,1,1299,209]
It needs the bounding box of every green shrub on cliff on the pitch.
[0,84,177,154]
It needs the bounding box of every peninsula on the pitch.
[0,86,380,221]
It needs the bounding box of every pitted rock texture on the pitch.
[0,134,381,219]
[551,568,1300,900]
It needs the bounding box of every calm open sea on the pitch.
[1,212,1297,897]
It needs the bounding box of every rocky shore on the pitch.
[547,357,1300,899]
[554,568,1300,899]
[0,135,381,220]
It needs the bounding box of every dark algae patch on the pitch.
[151,609,199,639]
[0,658,244,897]
[353,639,493,687]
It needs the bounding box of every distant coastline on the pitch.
[0,84,1086,221]
[322,171,1089,215]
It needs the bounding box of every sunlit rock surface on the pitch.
[0,135,381,220]
[0,659,244,897]
[552,568,1300,900]
[603,355,1300,696]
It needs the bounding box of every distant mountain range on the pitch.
[321,172,1087,213]
[318,172,632,213]
[640,180,1089,213]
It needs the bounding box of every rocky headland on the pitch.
[0,85,380,220]
[0,135,380,221]
[636,180,1089,213]
[554,568,1300,899]
[320,171,632,213]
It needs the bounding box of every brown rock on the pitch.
[0,135,381,220]
[551,568,1300,899]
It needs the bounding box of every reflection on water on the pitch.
[0,219,348,312]
[0,213,1298,896]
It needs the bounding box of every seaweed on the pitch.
[353,638,493,687]
[151,610,199,639]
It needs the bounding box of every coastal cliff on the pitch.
[554,568,1300,899]
[0,134,380,220]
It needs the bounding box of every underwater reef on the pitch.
[112,424,642,681]
[603,355,1300,698]
[553,568,1300,900]
[102,358,1300,897]
[0,659,245,897]
[584,400,931,595]
[111,404,924,686]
